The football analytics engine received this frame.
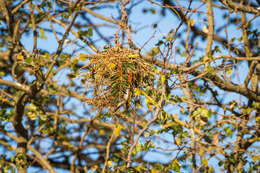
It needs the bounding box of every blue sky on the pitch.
[1,0,259,172]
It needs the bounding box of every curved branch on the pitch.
[219,0,260,14]
[191,69,260,102]
[143,54,260,102]
[163,0,245,56]
[0,79,30,93]
[27,145,56,173]
[205,0,214,58]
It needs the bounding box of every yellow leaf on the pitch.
[89,43,98,53]
[144,132,150,138]
[134,88,141,96]
[40,28,47,40]
[107,160,113,167]
[75,32,80,38]
[27,112,37,121]
[249,137,260,143]
[202,159,208,167]
[0,98,8,103]
[147,103,153,110]
[79,53,87,61]
[136,164,145,172]
[174,118,185,127]
[161,121,175,129]
[28,103,37,110]
[152,47,160,55]
[246,107,252,114]
[227,68,232,75]
[129,54,139,58]
[173,113,178,119]
[209,166,214,173]
[99,129,105,135]
[252,155,259,162]
[161,74,165,84]
[256,116,260,125]
[91,165,98,171]
[115,125,121,137]
[39,113,47,121]
[17,54,24,60]
[8,146,14,151]
[154,68,160,74]
[189,19,194,26]
[62,141,70,146]
[109,63,116,69]
[151,168,160,173]
[180,107,185,114]
[176,137,181,145]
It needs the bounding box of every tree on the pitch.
[0,0,259,172]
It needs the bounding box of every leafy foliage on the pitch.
[0,0,259,173]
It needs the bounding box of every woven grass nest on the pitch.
[81,46,151,110]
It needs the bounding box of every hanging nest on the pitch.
[81,46,152,110]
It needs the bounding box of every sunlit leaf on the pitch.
[161,74,165,84]
[79,53,87,61]
[109,63,116,69]
[171,160,181,172]
[134,88,141,96]
[16,54,24,60]
[189,19,194,26]
[252,155,259,162]
[39,28,47,40]
[227,68,232,75]
[107,160,113,167]
[115,125,121,137]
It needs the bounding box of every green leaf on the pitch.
[87,28,93,37]
[111,75,119,81]
[156,40,164,46]
[201,108,212,118]
[224,126,233,137]
[78,28,93,37]
[181,51,187,57]
[230,37,236,43]
[207,65,213,73]
[39,28,47,40]
[111,81,118,89]
[150,8,156,14]
[122,80,130,87]
[111,88,118,96]
[25,57,33,64]
[171,160,181,172]
[135,143,142,153]
[214,46,221,53]
[126,167,138,173]
[148,47,160,56]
